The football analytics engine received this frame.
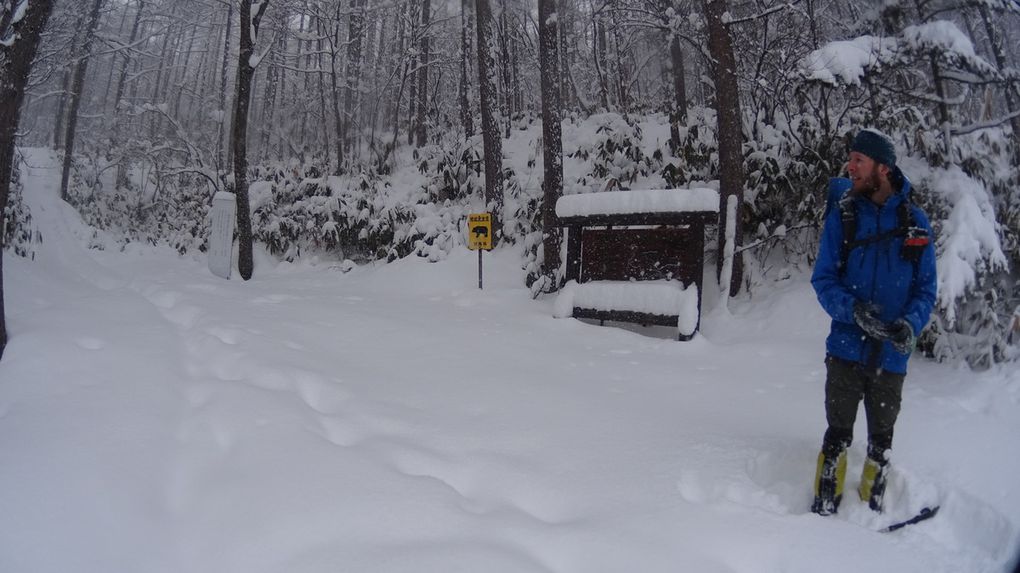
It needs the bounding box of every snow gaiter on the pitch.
[859,442,890,511]
[812,441,847,516]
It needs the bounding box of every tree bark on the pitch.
[52,67,71,149]
[172,16,201,120]
[979,4,1020,164]
[497,2,511,137]
[232,0,270,281]
[929,55,952,159]
[113,0,145,111]
[593,12,608,109]
[459,0,474,138]
[1,0,58,360]
[346,0,366,153]
[538,0,562,282]
[610,10,627,112]
[218,2,235,172]
[113,0,147,187]
[407,1,418,145]
[328,1,344,173]
[102,0,131,112]
[475,0,504,236]
[258,23,280,162]
[317,11,332,164]
[668,33,688,150]
[59,0,105,202]
[414,0,430,146]
[148,14,176,138]
[557,0,573,110]
[704,0,744,297]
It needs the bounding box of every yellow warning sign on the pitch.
[467,213,492,250]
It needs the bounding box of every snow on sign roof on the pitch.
[555,188,720,218]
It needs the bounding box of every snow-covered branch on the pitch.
[723,1,801,26]
[951,109,1020,136]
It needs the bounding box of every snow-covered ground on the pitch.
[2,148,1018,572]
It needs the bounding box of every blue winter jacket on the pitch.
[811,176,937,374]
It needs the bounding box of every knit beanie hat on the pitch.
[851,130,896,167]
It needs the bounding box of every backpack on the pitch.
[825,177,930,275]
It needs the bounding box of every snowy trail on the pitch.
[1,148,1018,572]
[3,151,193,570]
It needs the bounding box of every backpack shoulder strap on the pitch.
[897,199,914,229]
[838,192,929,277]
[838,194,857,273]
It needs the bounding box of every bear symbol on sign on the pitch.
[472,226,489,238]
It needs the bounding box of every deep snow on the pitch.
[2,148,1019,572]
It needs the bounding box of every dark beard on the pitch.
[858,170,881,199]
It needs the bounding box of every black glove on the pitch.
[853,302,890,341]
[888,318,915,354]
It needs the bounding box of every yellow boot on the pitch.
[859,456,888,511]
[811,449,847,515]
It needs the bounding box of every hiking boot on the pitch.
[811,449,847,515]
[859,454,889,512]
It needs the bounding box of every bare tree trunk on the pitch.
[593,10,608,110]
[113,0,146,111]
[557,0,573,111]
[218,2,235,172]
[538,0,563,283]
[1,0,57,360]
[231,0,271,281]
[346,0,366,154]
[329,2,345,174]
[172,17,201,120]
[407,1,418,145]
[317,12,332,165]
[414,0,430,147]
[103,0,132,111]
[704,0,744,296]
[929,55,952,158]
[668,33,688,150]
[475,0,504,237]
[391,6,408,135]
[59,0,105,202]
[511,22,521,115]
[459,0,474,139]
[296,2,309,146]
[113,0,146,188]
[193,10,214,127]
[979,4,1020,164]
[497,2,511,137]
[258,25,280,162]
[148,16,176,138]
[52,68,71,149]
[610,10,627,112]
[126,15,149,105]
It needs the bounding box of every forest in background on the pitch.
[3,0,1019,368]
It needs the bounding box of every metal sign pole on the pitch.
[478,249,483,289]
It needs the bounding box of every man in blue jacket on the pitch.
[810,130,937,515]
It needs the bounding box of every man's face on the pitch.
[847,151,885,198]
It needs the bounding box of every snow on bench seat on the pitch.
[553,279,700,339]
[555,188,719,219]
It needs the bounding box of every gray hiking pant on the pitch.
[822,355,905,454]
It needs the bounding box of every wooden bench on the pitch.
[554,189,719,340]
